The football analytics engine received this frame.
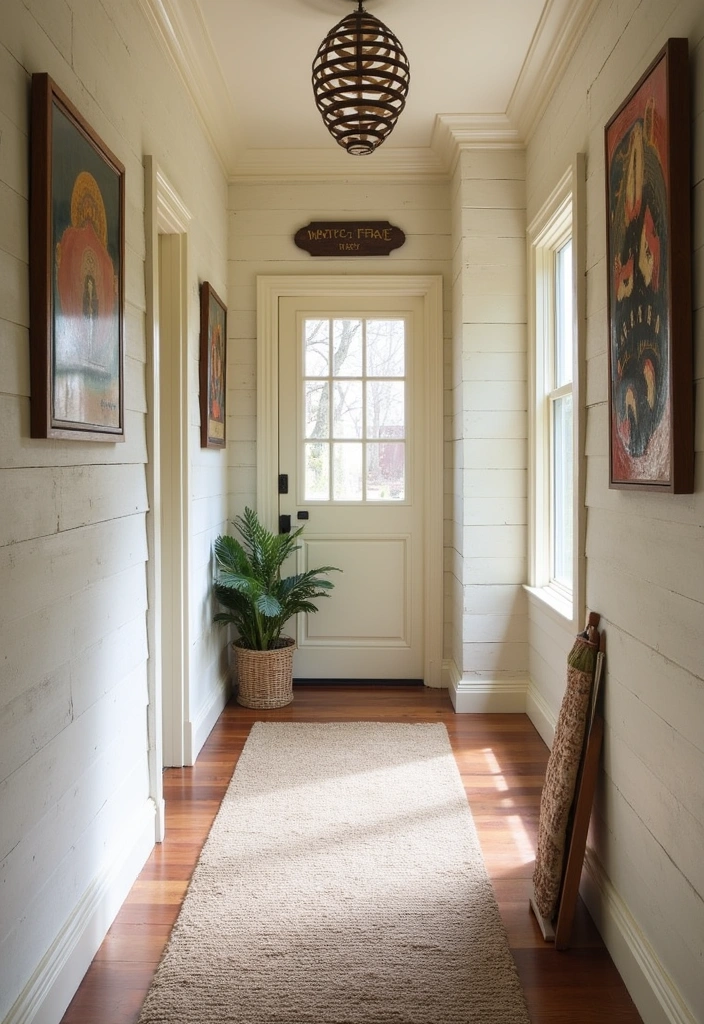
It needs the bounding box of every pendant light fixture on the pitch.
[312,1,411,156]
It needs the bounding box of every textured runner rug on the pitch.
[138,722,531,1024]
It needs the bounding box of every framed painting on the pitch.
[30,73,125,441]
[604,38,693,492]
[199,282,227,449]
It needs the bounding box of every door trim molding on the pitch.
[144,158,192,804]
[256,275,444,688]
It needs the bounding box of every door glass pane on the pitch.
[305,381,329,438]
[555,239,573,388]
[552,393,573,588]
[333,380,363,438]
[332,319,363,376]
[300,316,408,504]
[367,443,405,500]
[367,320,405,377]
[367,381,404,439]
[304,319,330,376]
[305,442,329,501]
[333,443,363,500]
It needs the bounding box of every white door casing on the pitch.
[144,159,192,830]
[257,275,444,687]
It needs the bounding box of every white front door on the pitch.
[279,295,427,680]
[257,275,444,688]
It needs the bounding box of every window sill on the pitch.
[524,584,576,630]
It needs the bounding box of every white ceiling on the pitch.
[141,0,598,177]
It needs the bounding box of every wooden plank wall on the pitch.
[0,1,228,1019]
[450,149,529,698]
[525,1,704,1019]
[227,178,453,652]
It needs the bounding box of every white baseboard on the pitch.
[442,658,461,692]
[186,674,231,765]
[5,800,155,1024]
[525,680,557,747]
[581,849,698,1024]
[446,661,529,712]
[154,796,166,843]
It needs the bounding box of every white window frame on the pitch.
[526,156,585,630]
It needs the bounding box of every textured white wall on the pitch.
[450,149,528,706]
[227,179,453,651]
[0,1,227,1020]
[525,2,704,1020]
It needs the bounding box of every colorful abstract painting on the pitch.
[604,39,693,491]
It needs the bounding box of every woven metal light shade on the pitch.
[312,1,410,156]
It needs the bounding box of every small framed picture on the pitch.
[604,39,693,491]
[199,282,227,449]
[30,73,125,441]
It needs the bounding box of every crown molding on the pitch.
[137,0,241,175]
[229,115,523,184]
[431,114,523,176]
[139,0,597,184]
[507,0,600,142]
[228,146,448,184]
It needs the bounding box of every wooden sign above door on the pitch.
[294,221,405,257]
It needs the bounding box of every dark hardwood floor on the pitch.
[60,685,642,1023]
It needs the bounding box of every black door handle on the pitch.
[279,514,291,534]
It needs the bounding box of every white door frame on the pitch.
[144,158,192,839]
[257,275,444,688]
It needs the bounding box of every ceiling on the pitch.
[140,0,597,178]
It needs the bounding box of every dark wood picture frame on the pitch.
[199,282,227,449]
[30,73,125,441]
[604,38,693,492]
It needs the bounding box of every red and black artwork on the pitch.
[199,282,227,449]
[604,39,693,492]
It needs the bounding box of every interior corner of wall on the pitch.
[526,679,557,748]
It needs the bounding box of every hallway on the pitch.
[59,686,641,1024]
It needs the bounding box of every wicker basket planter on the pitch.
[234,636,296,709]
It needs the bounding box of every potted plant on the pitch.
[213,507,339,708]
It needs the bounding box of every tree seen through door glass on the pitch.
[304,319,330,376]
[305,381,328,438]
[305,441,329,500]
[332,319,363,375]
[366,381,404,438]
[367,442,405,500]
[303,318,406,501]
[333,380,363,438]
[367,320,405,376]
[333,443,363,500]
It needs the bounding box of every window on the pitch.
[527,158,584,626]
[551,238,573,595]
[302,317,407,502]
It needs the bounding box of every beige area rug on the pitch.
[138,722,531,1024]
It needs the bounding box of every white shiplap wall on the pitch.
[227,179,453,647]
[0,1,228,1020]
[525,1,704,1020]
[450,149,529,711]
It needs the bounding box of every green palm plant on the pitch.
[213,506,339,650]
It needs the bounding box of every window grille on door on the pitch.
[302,318,407,502]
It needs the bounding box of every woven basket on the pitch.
[233,637,295,709]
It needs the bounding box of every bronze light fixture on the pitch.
[312,0,411,156]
